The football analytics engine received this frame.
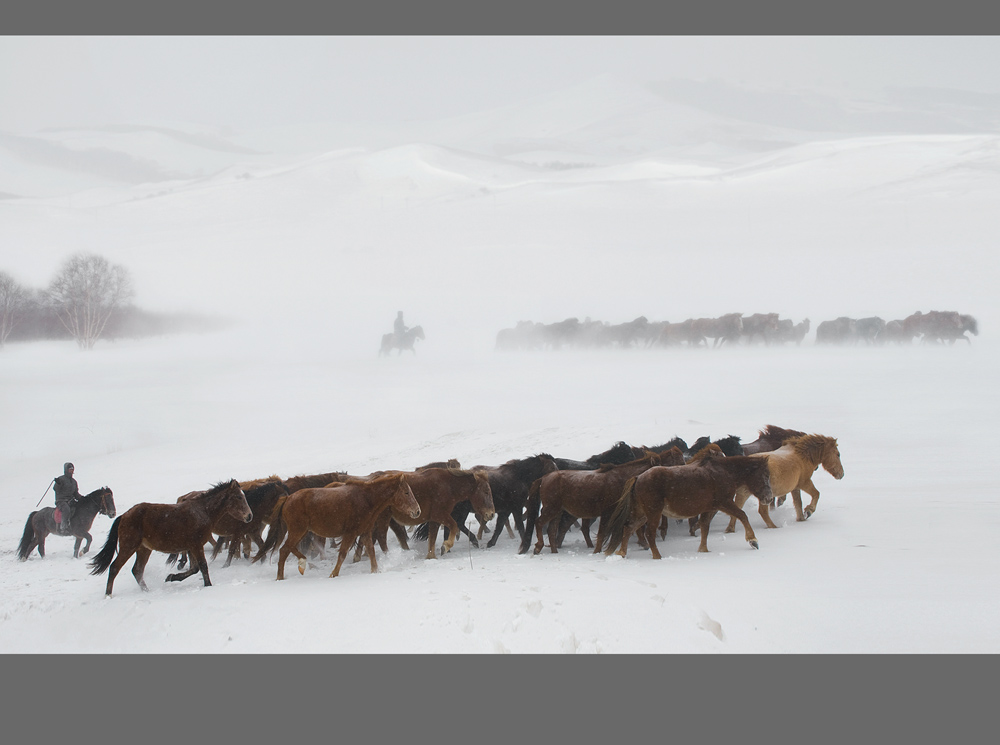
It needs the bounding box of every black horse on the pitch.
[685,435,743,460]
[413,454,560,548]
[413,443,640,550]
[17,487,116,560]
[170,479,290,570]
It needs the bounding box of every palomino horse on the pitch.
[17,487,116,560]
[257,473,421,580]
[366,468,495,560]
[724,433,844,533]
[518,449,684,556]
[602,454,774,559]
[89,479,251,596]
[379,325,425,356]
[738,424,806,508]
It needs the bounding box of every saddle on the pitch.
[54,504,74,533]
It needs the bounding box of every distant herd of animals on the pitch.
[16,424,844,597]
[494,310,978,350]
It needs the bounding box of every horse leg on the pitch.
[352,534,366,563]
[725,490,752,534]
[277,529,308,580]
[388,519,410,550]
[166,553,204,583]
[362,534,379,573]
[36,532,45,559]
[696,511,717,553]
[426,523,440,559]
[798,482,820,520]
[104,541,135,596]
[715,500,759,549]
[581,518,594,549]
[131,546,154,591]
[192,546,212,586]
[441,517,462,555]
[757,500,779,529]
[642,506,663,560]
[486,508,510,548]
[73,535,84,558]
[330,536,356,578]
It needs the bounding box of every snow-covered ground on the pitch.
[2,73,998,653]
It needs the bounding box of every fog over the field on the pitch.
[1,37,998,653]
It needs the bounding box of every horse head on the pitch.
[99,487,116,518]
[471,471,495,523]
[394,476,421,519]
[412,326,425,341]
[225,479,253,523]
[822,438,845,480]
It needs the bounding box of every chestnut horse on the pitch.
[724,433,844,532]
[602,455,774,559]
[89,479,251,596]
[518,449,684,556]
[258,473,421,580]
[17,486,116,560]
[365,468,495,560]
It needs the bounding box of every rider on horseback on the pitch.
[394,311,409,341]
[54,462,81,534]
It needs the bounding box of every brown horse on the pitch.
[259,473,421,580]
[366,468,495,560]
[89,479,251,596]
[602,455,774,559]
[518,449,684,556]
[724,433,844,532]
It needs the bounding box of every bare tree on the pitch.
[0,270,31,348]
[46,254,135,349]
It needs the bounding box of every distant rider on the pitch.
[53,462,81,534]
[394,311,409,340]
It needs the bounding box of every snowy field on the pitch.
[2,71,999,654]
[0,330,996,653]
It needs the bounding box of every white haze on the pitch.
[1,37,998,653]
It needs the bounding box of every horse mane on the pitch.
[239,475,282,490]
[760,424,806,443]
[785,434,837,463]
[689,443,724,463]
[364,472,408,487]
[595,449,678,473]
[195,479,240,498]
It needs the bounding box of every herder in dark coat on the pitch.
[53,462,81,534]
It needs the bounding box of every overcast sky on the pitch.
[2,36,1000,133]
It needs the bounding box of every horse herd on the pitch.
[495,309,977,350]
[16,425,844,597]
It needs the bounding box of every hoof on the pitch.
[297,557,306,575]
[749,540,759,549]
[804,509,813,519]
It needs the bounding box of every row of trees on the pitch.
[2,253,227,350]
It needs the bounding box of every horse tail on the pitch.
[89,516,121,575]
[412,522,430,541]
[518,479,542,555]
[251,496,287,563]
[603,477,638,556]
[16,513,38,561]
[165,553,178,566]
